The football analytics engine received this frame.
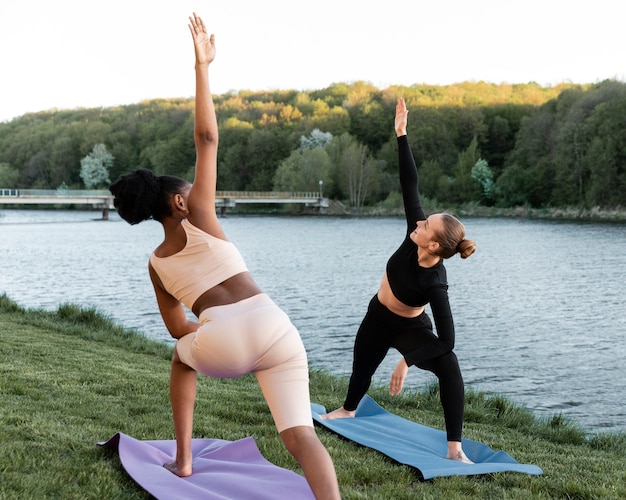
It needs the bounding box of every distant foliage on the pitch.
[299,129,333,151]
[471,158,495,204]
[0,162,19,188]
[80,144,113,188]
[1,81,624,209]
[273,147,333,194]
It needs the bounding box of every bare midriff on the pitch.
[191,271,263,317]
[376,272,425,318]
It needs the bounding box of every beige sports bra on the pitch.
[149,218,248,311]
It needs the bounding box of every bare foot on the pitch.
[446,450,474,464]
[320,407,356,420]
[164,460,192,477]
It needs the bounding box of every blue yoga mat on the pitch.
[312,396,543,480]
[99,432,314,499]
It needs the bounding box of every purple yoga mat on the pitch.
[98,432,314,499]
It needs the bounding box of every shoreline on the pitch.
[322,200,626,222]
[2,202,626,223]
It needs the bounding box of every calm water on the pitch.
[1,209,625,433]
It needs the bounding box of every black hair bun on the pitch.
[109,169,160,224]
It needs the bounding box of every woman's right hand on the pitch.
[395,97,408,137]
[390,357,409,395]
[188,12,215,66]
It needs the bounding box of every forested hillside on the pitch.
[1,80,624,209]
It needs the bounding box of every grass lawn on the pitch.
[1,293,625,499]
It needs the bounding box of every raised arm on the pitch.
[186,13,225,238]
[395,98,426,234]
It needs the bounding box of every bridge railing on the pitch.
[0,189,322,199]
[0,188,328,215]
[217,190,320,199]
[0,189,111,197]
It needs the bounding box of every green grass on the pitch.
[1,293,625,499]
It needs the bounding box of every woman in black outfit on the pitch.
[323,98,476,464]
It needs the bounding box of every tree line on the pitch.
[0,79,624,210]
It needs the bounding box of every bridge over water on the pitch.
[0,189,328,218]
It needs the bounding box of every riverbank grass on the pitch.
[1,294,625,499]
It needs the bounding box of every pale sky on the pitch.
[1,0,624,122]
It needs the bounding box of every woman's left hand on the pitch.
[389,358,409,395]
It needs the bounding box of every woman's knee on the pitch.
[171,345,196,374]
[418,351,460,376]
[280,426,318,456]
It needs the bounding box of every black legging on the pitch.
[344,294,465,442]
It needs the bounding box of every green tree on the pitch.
[550,88,594,206]
[403,105,458,176]
[482,104,534,175]
[494,163,533,207]
[22,151,51,189]
[217,117,255,190]
[273,147,333,194]
[418,160,447,202]
[471,158,495,204]
[49,134,81,188]
[504,106,557,207]
[329,133,379,208]
[300,129,332,151]
[372,139,399,202]
[80,144,113,188]
[551,81,626,207]
[0,163,19,187]
[245,129,293,191]
[347,95,394,153]
[451,136,481,203]
[581,90,626,207]
[140,130,195,180]
[325,133,355,200]
[448,106,488,155]
[308,105,351,137]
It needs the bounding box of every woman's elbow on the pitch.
[195,130,218,147]
[168,323,199,340]
[169,329,194,340]
[436,336,455,352]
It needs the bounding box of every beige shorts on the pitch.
[175,293,312,432]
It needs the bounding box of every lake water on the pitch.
[1,209,625,433]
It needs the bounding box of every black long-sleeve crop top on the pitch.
[385,135,455,365]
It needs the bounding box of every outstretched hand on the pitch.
[395,97,408,137]
[389,357,409,396]
[188,12,215,65]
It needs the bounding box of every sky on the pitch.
[1,0,624,122]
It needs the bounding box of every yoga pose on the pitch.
[323,98,476,464]
[109,14,339,499]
